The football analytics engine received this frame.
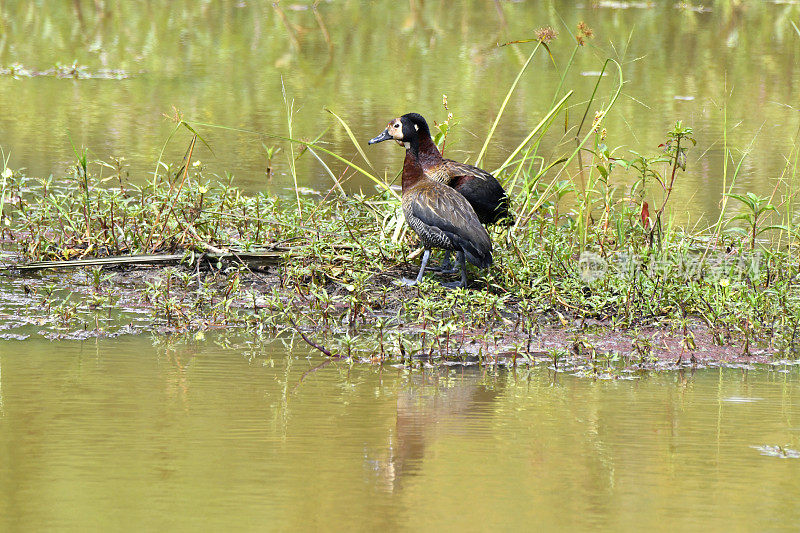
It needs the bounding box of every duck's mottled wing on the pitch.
[408,182,493,268]
[442,160,494,182]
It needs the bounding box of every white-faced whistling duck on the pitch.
[369,112,511,272]
[369,115,492,288]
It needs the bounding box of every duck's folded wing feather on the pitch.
[443,160,494,181]
[409,185,492,268]
[442,159,512,225]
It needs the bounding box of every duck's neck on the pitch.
[402,133,441,193]
[401,151,426,193]
[410,134,443,170]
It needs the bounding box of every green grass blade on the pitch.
[0,148,9,223]
[153,121,184,183]
[476,42,541,166]
[520,58,624,220]
[185,120,400,201]
[179,121,215,155]
[282,79,302,216]
[325,107,375,172]
[306,147,347,197]
[491,90,573,176]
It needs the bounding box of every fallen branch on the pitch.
[5,248,286,272]
[287,315,338,358]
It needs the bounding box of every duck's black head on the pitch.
[368,113,432,150]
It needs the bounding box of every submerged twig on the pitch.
[287,316,338,358]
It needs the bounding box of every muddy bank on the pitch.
[0,258,792,373]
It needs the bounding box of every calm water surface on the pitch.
[0,1,799,221]
[0,335,798,530]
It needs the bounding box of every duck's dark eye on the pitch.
[394,123,400,128]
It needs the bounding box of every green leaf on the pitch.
[761,224,800,237]
[730,213,754,222]
[723,226,748,237]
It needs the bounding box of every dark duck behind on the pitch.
[369,115,492,288]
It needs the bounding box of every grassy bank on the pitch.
[0,119,798,368]
[1,27,799,370]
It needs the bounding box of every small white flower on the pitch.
[719,278,730,287]
[197,186,208,194]
[192,160,202,168]
[1,168,11,179]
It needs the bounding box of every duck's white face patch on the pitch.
[388,119,404,141]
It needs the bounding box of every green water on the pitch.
[1,1,799,220]
[0,335,798,530]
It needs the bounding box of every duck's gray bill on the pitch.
[368,129,392,145]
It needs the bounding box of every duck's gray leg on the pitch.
[442,252,469,289]
[400,248,431,286]
[436,251,461,274]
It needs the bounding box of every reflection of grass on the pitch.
[0,148,10,226]
[0,62,129,79]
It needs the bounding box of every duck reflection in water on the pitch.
[369,368,502,493]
